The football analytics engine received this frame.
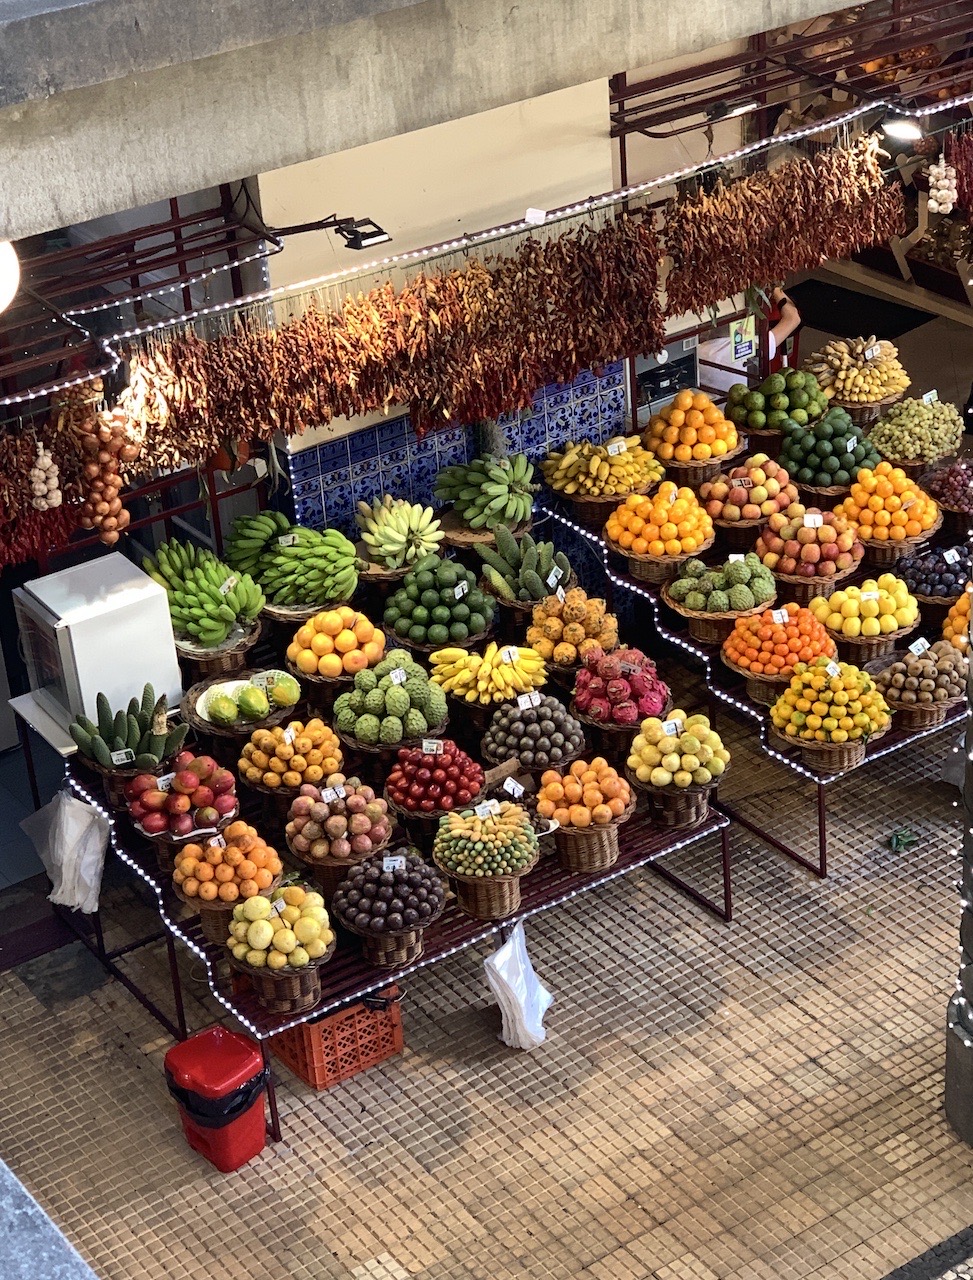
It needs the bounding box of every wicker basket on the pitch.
[773,561,860,607]
[712,517,766,554]
[342,918,429,969]
[438,505,532,555]
[831,391,903,429]
[174,876,280,945]
[873,455,929,483]
[335,718,448,785]
[625,766,722,829]
[354,543,410,592]
[831,618,918,665]
[435,851,539,921]
[771,726,887,775]
[569,698,671,767]
[479,573,578,640]
[606,531,717,585]
[175,623,262,681]
[719,652,792,707]
[861,512,943,568]
[285,832,392,900]
[260,601,334,628]
[863,652,967,730]
[659,440,746,487]
[660,584,774,647]
[86,756,175,811]
[283,656,353,711]
[180,675,296,743]
[229,942,336,1013]
[795,481,852,508]
[480,739,584,779]
[446,694,503,735]
[937,503,973,541]
[553,799,635,872]
[558,482,658,533]
[744,427,784,456]
[912,591,961,632]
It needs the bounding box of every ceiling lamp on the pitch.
[882,111,923,141]
[0,241,20,312]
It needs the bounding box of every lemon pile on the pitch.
[808,576,918,638]
[771,656,890,743]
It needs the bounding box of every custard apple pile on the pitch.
[333,650,448,746]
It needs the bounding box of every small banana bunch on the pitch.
[143,539,264,648]
[429,641,546,705]
[542,436,663,497]
[434,453,536,529]
[224,511,293,578]
[260,527,363,606]
[355,495,445,568]
[805,337,911,404]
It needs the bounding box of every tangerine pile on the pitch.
[722,601,836,676]
[287,606,385,678]
[535,758,631,827]
[172,822,283,902]
[943,590,971,653]
[238,719,342,789]
[605,482,713,557]
[644,389,739,463]
[832,462,939,543]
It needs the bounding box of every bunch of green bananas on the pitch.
[260,527,363,605]
[143,539,264,648]
[355,495,445,568]
[224,511,293,578]
[434,453,537,530]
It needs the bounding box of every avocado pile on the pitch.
[384,553,495,647]
[726,369,828,432]
[776,407,881,488]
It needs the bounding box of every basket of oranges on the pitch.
[721,602,837,706]
[172,822,283,944]
[604,483,715,584]
[643,389,744,485]
[832,463,941,568]
[534,759,634,873]
[285,607,386,709]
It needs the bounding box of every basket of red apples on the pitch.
[124,750,239,870]
[571,647,671,766]
[384,741,485,853]
[699,454,800,552]
[753,506,864,606]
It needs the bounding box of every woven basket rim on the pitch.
[84,753,176,782]
[831,391,904,410]
[438,505,532,547]
[284,656,355,688]
[795,481,853,497]
[773,560,860,585]
[353,542,412,581]
[719,652,795,684]
[175,622,261,658]
[228,935,336,975]
[479,572,578,613]
[335,715,449,755]
[260,601,341,623]
[285,830,393,868]
[771,723,889,753]
[433,846,540,885]
[181,675,297,736]
[826,618,919,647]
[603,529,716,565]
[552,795,637,835]
[660,582,775,622]
[569,696,673,731]
[876,451,944,470]
[861,509,943,551]
[905,589,964,606]
[712,514,769,530]
[624,762,726,797]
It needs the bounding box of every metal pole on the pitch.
[945,653,973,1141]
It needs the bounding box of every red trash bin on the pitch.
[164,1026,267,1172]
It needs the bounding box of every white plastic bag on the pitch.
[484,923,553,1050]
[19,786,109,914]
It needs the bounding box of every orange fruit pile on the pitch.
[832,463,939,543]
[172,822,283,902]
[644,389,739,463]
[287,607,385,678]
[722,601,836,676]
[535,758,631,827]
[943,590,971,653]
[605,482,713,557]
[237,719,342,789]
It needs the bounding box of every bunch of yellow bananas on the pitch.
[542,436,664,497]
[429,642,546,705]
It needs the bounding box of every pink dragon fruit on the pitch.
[637,687,668,716]
[606,678,631,705]
[575,667,593,693]
[617,646,657,675]
[574,688,593,713]
[611,700,640,725]
[581,646,604,670]
[597,654,622,681]
[586,696,611,722]
[586,676,607,698]
[627,668,654,699]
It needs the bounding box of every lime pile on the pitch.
[384,553,495,646]
[726,369,828,432]
[777,407,881,488]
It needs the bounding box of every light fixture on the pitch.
[0,241,20,312]
[334,217,391,251]
[706,99,758,122]
[882,111,923,141]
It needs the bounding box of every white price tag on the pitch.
[922,389,939,405]
[826,661,841,678]
[555,585,566,602]
[251,671,277,690]
[390,668,407,685]
[219,575,238,596]
[909,637,931,655]
[771,609,789,625]
[475,799,501,819]
[668,489,677,505]
[606,440,627,456]
[803,513,823,528]
[277,534,297,547]
[517,691,541,711]
[454,580,469,599]
[846,437,857,454]
[525,207,547,226]
[944,548,962,565]
[619,661,640,674]
[321,785,346,803]
[283,726,296,744]
[157,772,175,792]
[422,738,443,755]
[737,477,753,490]
[383,855,407,872]
[860,591,879,601]
[661,719,681,737]
[503,776,525,798]
[728,554,745,563]
[546,565,564,586]
[270,897,288,917]
[110,748,134,766]
[500,646,518,664]
[210,833,227,849]
[865,344,881,360]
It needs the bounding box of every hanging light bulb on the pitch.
[0,241,19,313]
[882,111,923,141]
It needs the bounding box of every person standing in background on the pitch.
[698,287,802,395]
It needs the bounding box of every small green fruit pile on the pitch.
[333,650,448,746]
[777,407,880,488]
[69,684,188,770]
[667,554,775,614]
[432,801,539,877]
[477,526,572,603]
[384,553,495,646]
[726,369,828,431]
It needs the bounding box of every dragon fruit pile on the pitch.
[573,647,669,726]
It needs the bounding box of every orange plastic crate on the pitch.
[269,986,404,1089]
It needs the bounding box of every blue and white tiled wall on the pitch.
[285,362,627,534]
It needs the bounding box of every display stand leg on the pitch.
[718,796,827,879]
[816,782,828,879]
[261,1042,282,1143]
[647,819,732,921]
[18,721,42,811]
[164,934,189,1041]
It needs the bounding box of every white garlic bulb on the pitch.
[928,153,957,215]
[30,445,61,511]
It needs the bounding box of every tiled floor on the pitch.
[0,717,969,1280]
